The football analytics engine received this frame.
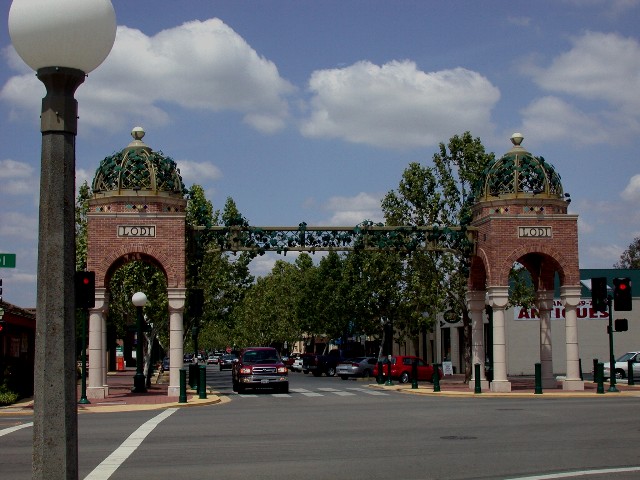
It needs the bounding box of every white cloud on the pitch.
[320,192,383,225]
[0,159,36,195]
[1,19,295,134]
[0,211,38,240]
[176,160,222,184]
[300,60,500,149]
[621,174,640,201]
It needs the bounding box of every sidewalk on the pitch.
[373,373,640,397]
[0,367,224,415]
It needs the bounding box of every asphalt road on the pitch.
[2,366,640,480]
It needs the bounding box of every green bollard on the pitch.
[411,358,418,389]
[385,359,393,386]
[593,358,599,383]
[596,362,605,394]
[432,364,441,392]
[534,363,542,394]
[179,368,187,403]
[474,363,482,394]
[628,360,635,386]
[198,365,207,399]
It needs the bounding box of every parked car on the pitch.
[302,349,357,377]
[162,356,170,371]
[282,353,299,370]
[232,347,289,394]
[291,356,304,372]
[372,355,444,384]
[336,357,377,380]
[602,351,640,379]
[183,353,194,364]
[219,353,238,371]
[207,354,218,365]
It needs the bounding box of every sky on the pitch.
[1,0,640,308]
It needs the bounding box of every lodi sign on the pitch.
[117,225,156,238]
[518,226,552,238]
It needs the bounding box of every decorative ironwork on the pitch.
[202,221,477,256]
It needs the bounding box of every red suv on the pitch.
[232,347,289,394]
[372,355,443,384]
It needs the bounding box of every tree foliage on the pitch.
[615,237,640,269]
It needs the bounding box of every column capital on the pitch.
[466,290,486,310]
[89,288,109,313]
[486,286,509,309]
[560,285,582,307]
[536,289,555,311]
[167,287,186,311]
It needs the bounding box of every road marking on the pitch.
[316,388,341,392]
[83,408,177,480]
[505,466,640,479]
[347,388,389,396]
[0,421,32,437]
[290,388,324,397]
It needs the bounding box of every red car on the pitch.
[372,355,443,384]
[232,347,289,394]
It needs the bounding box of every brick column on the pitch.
[537,290,556,388]
[467,290,488,390]
[487,286,511,392]
[88,288,108,399]
[168,288,186,397]
[561,285,584,391]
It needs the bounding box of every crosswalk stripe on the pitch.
[346,388,389,396]
[234,387,389,398]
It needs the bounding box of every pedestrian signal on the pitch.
[75,271,95,309]
[591,277,608,313]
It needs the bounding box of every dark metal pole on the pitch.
[32,67,85,479]
[534,363,542,394]
[433,363,441,392]
[607,296,619,392]
[132,305,146,392]
[411,358,418,389]
[78,308,90,404]
[179,368,187,403]
[628,360,635,386]
[474,363,482,394]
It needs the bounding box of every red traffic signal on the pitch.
[75,271,95,309]
[613,277,632,311]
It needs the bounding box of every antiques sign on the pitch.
[117,225,156,237]
[518,226,551,238]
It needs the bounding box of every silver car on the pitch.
[602,351,640,379]
[336,357,377,380]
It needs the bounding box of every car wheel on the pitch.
[237,385,246,394]
[399,372,410,384]
[615,369,626,379]
[278,383,289,394]
[312,371,322,377]
[340,375,348,380]
[303,370,309,375]
[232,379,238,392]
[326,367,336,377]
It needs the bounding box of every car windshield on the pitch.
[242,350,279,364]
[617,352,637,362]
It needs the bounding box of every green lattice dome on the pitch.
[474,133,564,201]
[91,127,185,197]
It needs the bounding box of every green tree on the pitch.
[382,132,494,382]
[615,237,640,268]
[75,181,91,271]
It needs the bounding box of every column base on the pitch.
[168,385,181,397]
[490,380,512,392]
[562,379,584,391]
[87,386,107,399]
[469,380,490,390]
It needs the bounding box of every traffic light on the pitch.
[613,277,632,311]
[591,277,608,313]
[615,319,628,332]
[75,271,95,309]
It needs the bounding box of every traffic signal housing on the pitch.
[613,277,632,311]
[75,271,95,309]
[591,277,608,313]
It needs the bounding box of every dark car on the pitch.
[232,347,289,394]
[219,353,237,371]
[372,355,444,384]
[162,356,170,371]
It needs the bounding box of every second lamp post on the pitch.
[132,292,148,393]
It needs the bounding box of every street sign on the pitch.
[0,253,16,268]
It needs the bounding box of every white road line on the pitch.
[347,388,389,396]
[316,388,341,392]
[83,408,177,480]
[330,391,356,396]
[505,466,640,479]
[290,388,324,397]
[0,421,33,437]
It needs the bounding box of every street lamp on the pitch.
[132,292,148,393]
[8,1,116,477]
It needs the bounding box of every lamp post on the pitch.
[132,292,148,393]
[8,1,116,478]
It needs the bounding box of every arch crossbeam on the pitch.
[202,222,477,256]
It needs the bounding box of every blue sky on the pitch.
[1,0,640,307]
